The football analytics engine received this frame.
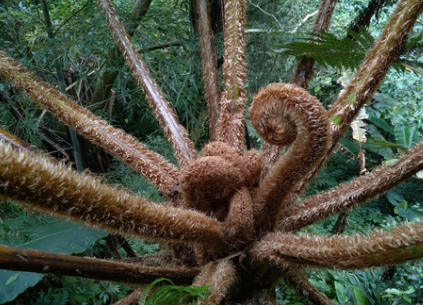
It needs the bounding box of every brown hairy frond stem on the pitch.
[218,0,247,153]
[0,51,179,198]
[264,0,338,180]
[0,244,197,285]
[193,260,237,305]
[250,84,330,232]
[251,222,423,269]
[196,0,221,141]
[0,142,225,243]
[96,0,197,167]
[280,142,423,232]
[328,0,423,147]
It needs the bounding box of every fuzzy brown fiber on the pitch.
[250,83,330,232]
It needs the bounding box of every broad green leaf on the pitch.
[353,286,371,305]
[335,281,347,305]
[0,215,107,304]
[394,126,421,148]
[385,288,401,296]
[386,189,404,205]
[367,115,394,134]
[0,271,43,304]
[394,200,408,214]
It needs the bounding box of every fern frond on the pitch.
[138,277,211,305]
[273,29,374,70]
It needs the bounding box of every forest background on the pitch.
[0,0,423,304]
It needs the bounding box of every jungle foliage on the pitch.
[0,0,423,304]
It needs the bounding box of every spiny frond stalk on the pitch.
[0,244,197,285]
[96,0,197,167]
[280,142,423,232]
[251,222,423,269]
[196,0,221,141]
[0,51,178,198]
[328,0,423,146]
[218,0,247,153]
[0,141,224,243]
[193,261,237,305]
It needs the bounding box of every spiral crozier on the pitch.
[251,83,331,232]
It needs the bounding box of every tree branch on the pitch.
[96,0,197,167]
[0,245,197,285]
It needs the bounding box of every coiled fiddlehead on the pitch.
[250,83,331,233]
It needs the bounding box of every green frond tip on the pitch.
[330,115,343,125]
[138,278,211,305]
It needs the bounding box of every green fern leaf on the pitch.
[138,278,211,305]
[272,28,374,70]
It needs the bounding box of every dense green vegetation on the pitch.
[0,0,423,304]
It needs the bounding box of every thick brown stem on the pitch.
[196,0,221,141]
[96,0,197,167]
[90,0,153,109]
[251,222,423,269]
[280,142,423,232]
[0,142,225,244]
[0,51,179,198]
[0,245,197,285]
[218,0,247,154]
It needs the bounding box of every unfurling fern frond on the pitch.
[138,278,211,305]
[273,29,374,70]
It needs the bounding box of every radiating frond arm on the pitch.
[280,141,423,233]
[0,141,224,244]
[218,0,247,154]
[193,260,237,305]
[328,0,423,147]
[251,84,330,232]
[250,222,423,269]
[96,0,197,167]
[262,0,337,175]
[0,244,197,285]
[0,51,178,198]
[196,0,221,141]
